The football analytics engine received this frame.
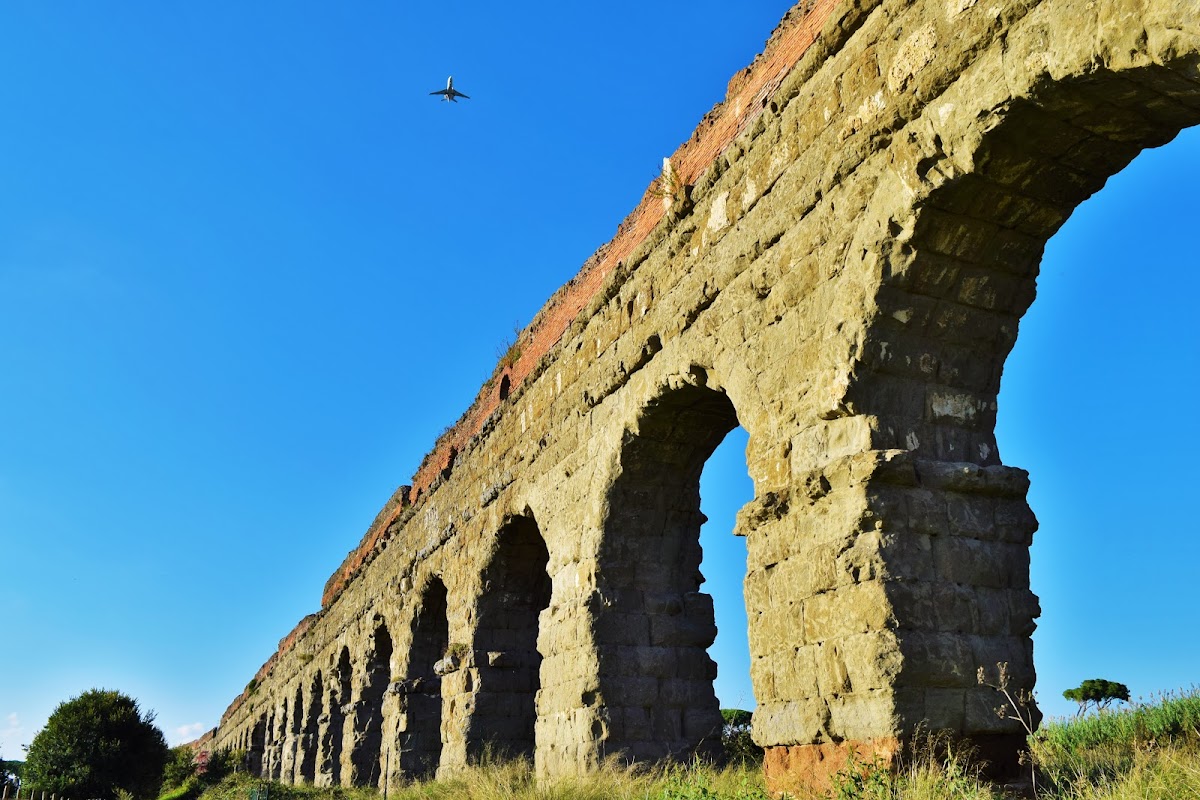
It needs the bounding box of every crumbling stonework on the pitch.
[206,0,1200,794]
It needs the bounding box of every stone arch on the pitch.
[288,683,303,783]
[249,714,267,777]
[319,647,352,785]
[269,701,285,780]
[399,577,449,779]
[351,621,393,786]
[298,670,323,783]
[593,373,742,762]
[784,30,1200,789]
[469,513,552,762]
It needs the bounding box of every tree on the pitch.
[1,758,22,795]
[720,708,763,764]
[24,689,169,800]
[160,746,199,794]
[1063,678,1131,715]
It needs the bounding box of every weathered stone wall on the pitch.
[207,0,1200,794]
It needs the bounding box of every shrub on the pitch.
[719,709,762,765]
[163,746,200,793]
[24,688,169,800]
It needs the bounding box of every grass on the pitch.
[184,760,770,800]
[1030,687,1200,796]
[177,690,1200,800]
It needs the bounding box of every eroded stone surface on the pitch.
[204,0,1200,794]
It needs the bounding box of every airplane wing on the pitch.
[430,89,446,96]
[451,90,470,99]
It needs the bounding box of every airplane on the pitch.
[430,76,470,102]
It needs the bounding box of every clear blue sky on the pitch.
[1,1,1196,759]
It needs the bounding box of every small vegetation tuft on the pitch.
[495,324,523,370]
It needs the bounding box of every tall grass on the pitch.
[1037,687,1200,752]
[180,692,1200,800]
[1031,687,1200,793]
[187,760,770,800]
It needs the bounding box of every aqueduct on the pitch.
[205,0,1200,793]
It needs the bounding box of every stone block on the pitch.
[828,693,898,741]
[651,707,684,740]
[924,688,966,729]
[897,631,976,688]
[836,631,905,692]
[906,488,949,536]
[614,645,675,678]
[993,498,1038,544]
[803,581,896,641]
[649,612,716,648]
[964,686,1025,735]
[684,706,724,741]
[592,611,651,646]
[618,706,653,741]
[603,676,659,707]
[660,678,718,707]
[752,698,832,746]
[946,494,995,537]
[768,551,838,602]
[1007,589,1041,636]
[767,645,820,698]
[932,537,1025,588]
[676,650,718,681]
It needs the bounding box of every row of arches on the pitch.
[224,381,751,787]
[210,7,1200,791]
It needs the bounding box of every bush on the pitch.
[719,709,762,765]
[24,688,169,800]
[163,746,200,793]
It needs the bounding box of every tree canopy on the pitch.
[1,758,22,793]
[720,708,762,764]
[24,689,169,800]
[1063,678,1131,714]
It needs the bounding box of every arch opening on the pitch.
[298,670,323,783]
[249,715,267,777]
[352,622,393,786]
[697,426,757,721]
[843,63,1200,775]
[996,125,1200,716]
[400,578,448,779]
[471,514,552,762]
[320,648,352,785]
[595,379,742,762]
[270,703,286,780]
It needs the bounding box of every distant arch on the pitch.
[320,648,352,784]
[352,622,393,786]
[593,376,741,762]
[471,513,552,761]
[298,671,323,783]
[399,578,448,779]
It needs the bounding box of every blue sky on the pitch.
[1,1,1196,759]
